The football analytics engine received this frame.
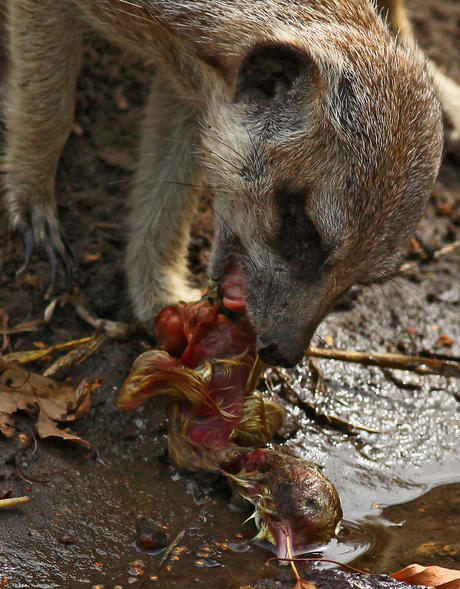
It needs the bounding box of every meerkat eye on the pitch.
[275,189,330,275]
[235,43,315,102]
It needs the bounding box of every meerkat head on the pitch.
[203,23,443,367]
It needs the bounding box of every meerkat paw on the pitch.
[131,279,203,335]
[172,284,203,304]
[11,205,79,298]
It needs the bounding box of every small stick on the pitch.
[42,334,107,377]
[266,556,368,575]
[0,496,30,508]
[157,528,186,574]
[283,528,318,589]
[433,239,460,259]
[270,367,382,434]
[306,346,460,378]
[1,320,42,335]
[70,295,133,339]
[1,337,94,365]
[44,293,133,338]
[284,527,302,582]
[400,239,460,272]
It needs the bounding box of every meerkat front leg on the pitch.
[378,0,460,152]
[125,73,204,329]
[3,0,82,282]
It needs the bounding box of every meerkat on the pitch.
[2,0,455,367]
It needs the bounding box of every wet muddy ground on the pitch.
[1,1,460,588]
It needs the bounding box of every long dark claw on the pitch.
[46,241,80,296]
[16,225,34,276]
[62,236,79,272]
[44,243,58,300]
[56,247,73,289]
[15,223,80,297]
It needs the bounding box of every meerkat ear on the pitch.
[235,43,315,102]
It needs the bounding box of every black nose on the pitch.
[257,341,300,368]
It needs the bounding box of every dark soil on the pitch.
[1,2,460,588]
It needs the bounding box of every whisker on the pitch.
[207,134,245,161]
[211,205,238,239]
[107,178,132,186]
[143,131,192,145]
[390,275,427,297]
[207,133,258,177]
[208,150,243,174]
[387,277,431,321]
[141,152,188,162]
[245,124,262,159]
[162,181,207,189]
[313,333,334,351]
[210,206,257,275]
[376,282,400,329]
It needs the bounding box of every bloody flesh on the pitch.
[117,297,342,557]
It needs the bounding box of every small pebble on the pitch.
[135,516,168,552]
[227,541,250,553]
[57,533,75,545]
[128,565,145,577]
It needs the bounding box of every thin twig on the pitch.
[16,464,49,486]
[270,368,382,435]
[42,334,107,377]
[44,293,134,338]
[308,357,327,395]
[71,295,133,338]
[1,320,43,335]
[0,496,30,508]
[306,346,460,378]
[283,527,303,584]
[157,528,186,574]
[266,556,368,575]
[433,239,460,259]
[1,336,94,365]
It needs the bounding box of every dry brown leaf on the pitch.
[0,365,100,446]
[35,411,88,445]
[0,412,15,438]
[391,564,460,588]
